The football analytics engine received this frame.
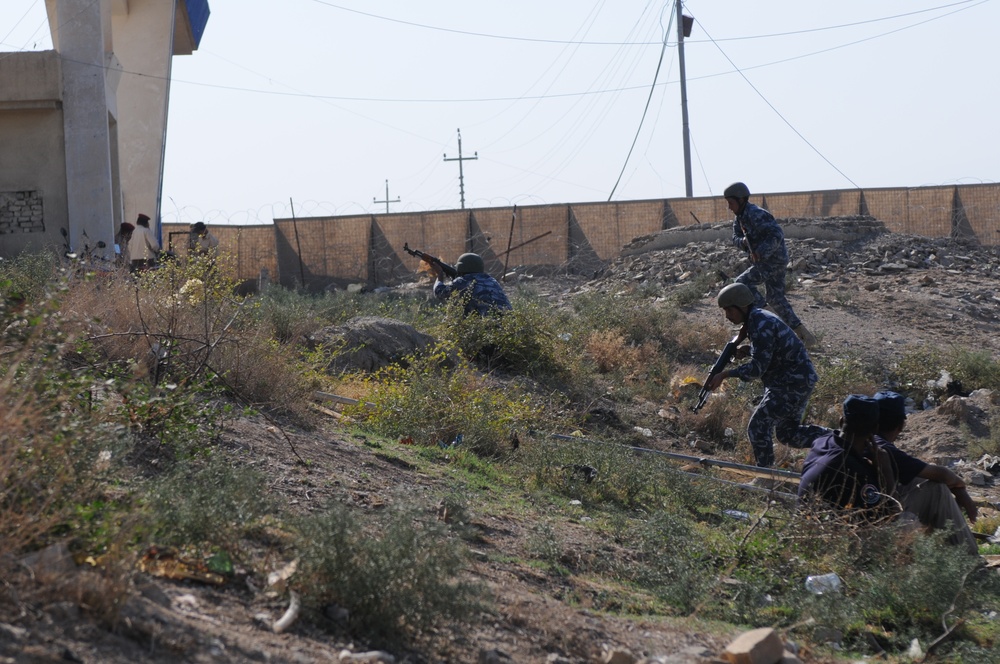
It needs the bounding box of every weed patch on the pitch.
[345,343,541,457]
[293,501,484,644]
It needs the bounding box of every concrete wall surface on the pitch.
[0,51,68,256]
[0,0,208,261]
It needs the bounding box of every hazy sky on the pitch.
[3,0,997,224]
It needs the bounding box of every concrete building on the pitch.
[0,0,209,260]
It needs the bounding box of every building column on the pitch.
[50,0,116,259]
[112,0,178,242]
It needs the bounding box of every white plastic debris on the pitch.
[804,573,842,595]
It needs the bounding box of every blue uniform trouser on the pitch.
[736,261,801,330]
[747,384,829,467]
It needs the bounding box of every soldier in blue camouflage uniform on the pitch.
[724,182,817,349]
[431,252,512,316]
[705,283,829,467]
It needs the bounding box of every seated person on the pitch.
[872,390,978,553]
[430,252,512,317]
[799,394,978,554]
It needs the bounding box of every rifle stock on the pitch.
[693,325,748,413]
[403,243,458,278]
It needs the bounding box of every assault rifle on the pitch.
[693,323,748,413]
[403,243,458,278]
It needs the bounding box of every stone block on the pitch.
[724,627,784,664]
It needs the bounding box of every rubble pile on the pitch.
[596,217,1000,293]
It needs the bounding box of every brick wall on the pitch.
[0,191,44,235]
[172,183,1000,292]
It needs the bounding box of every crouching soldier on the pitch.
[705,283,828,467]
[430,252,512,317]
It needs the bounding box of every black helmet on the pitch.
[456,253,485,275]
[842,394,880,435]
[717,283,755,308]
[723,182,751,199]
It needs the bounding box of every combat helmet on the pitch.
[717,283,755,308]
[455,253,485,275]
[723,182,751,199]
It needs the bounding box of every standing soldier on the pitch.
[724,182,817,349]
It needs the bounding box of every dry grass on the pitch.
[60,256,318,419]
[584,330,661,376]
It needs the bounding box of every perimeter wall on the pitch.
[165,183,1000,292]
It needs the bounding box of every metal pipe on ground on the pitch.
[546,433,801,483]
[312,392,799,499]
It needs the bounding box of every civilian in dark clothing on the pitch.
[799,395,894,517]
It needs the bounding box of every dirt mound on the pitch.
[900,390,998,464]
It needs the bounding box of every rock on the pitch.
[478,649,514,664]
[812,626,843,645]
[603,648,636,664]
[938,396,970,423]
[0,622,29,641]
[20,541,75,579]
[723,627,784,664]
[339,650,396,664]
[308,316,443,374]
[970,471,990,486]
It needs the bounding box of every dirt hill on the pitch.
[4,221,999,664]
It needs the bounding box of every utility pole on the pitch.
[443,128,477,209]
[677,0,694,198]
[373,179,400,214]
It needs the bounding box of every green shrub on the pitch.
[255,283,325,343]
[809,355,881,428]
[293,500,483,643]
[893,345,944,390]
[850,530,995,650]
[0,283,118,567]
[431,293,569,381]
[145,454,274,553]
[346,343,541,457]
[947,347,1000,392]
[615,509,714,614]
[0,250,59,303]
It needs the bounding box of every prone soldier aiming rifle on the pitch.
[403,243,458,278]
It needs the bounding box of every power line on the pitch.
[36,0,987,107]
[608,5,673,201]
[306,0,981,46]
[693,16,860,190]
[0,0,41,49]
